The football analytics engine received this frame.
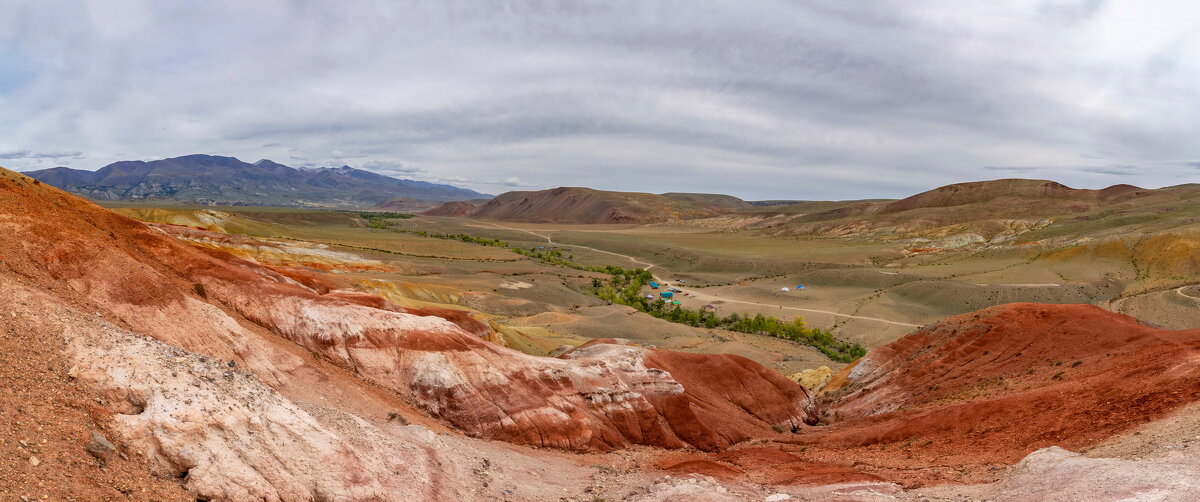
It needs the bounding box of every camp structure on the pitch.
[649,281,659,289]
[660,291,674,299]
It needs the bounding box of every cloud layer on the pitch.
[1,0,1198,199]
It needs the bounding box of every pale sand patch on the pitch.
[500,281,534,290]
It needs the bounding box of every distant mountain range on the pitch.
[23,154,487,207]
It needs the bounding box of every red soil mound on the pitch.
[653,447,882,486]
[787,303,1200,486]
[658,458,744,479]
[559,340,819,451]
[716,448,884,486]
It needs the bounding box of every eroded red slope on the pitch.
[0,168,815,454]
[803,303,1200,484]
[654,303,1200,487]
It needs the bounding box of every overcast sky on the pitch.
[1,1,1198,199]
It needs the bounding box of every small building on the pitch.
[660,291,674,299]
[649,281,659,289]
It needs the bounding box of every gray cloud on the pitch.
[0,150,83,160]
[361,160,427,176]
[1077,165,1139,176]
[484,177,535,188]
[1,0,1198,199]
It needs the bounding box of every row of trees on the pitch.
[591,274,865,362]
[391,229,508,247]
[512,247,578,267]
[354,211,415,228]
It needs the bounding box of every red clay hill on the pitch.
[653,302,1200,487]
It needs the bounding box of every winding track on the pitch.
[478,222,921,328]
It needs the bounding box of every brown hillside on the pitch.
[469,187,744,223]
[766,178,1186,242]
[880,179,1143,213]
[660,192,752,211]
[423,200,479,216]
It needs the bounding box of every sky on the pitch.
[1,0,1198,200]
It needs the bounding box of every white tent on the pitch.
[780,287,789,292]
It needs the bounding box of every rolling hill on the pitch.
[733,178,1193,242]
[23,154,487,207]
[878,178,1143,213]
[444,186,749,224]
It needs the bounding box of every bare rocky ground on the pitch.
[4,289,1194,502]
[2,280,603,501]
[0,293,191,502]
